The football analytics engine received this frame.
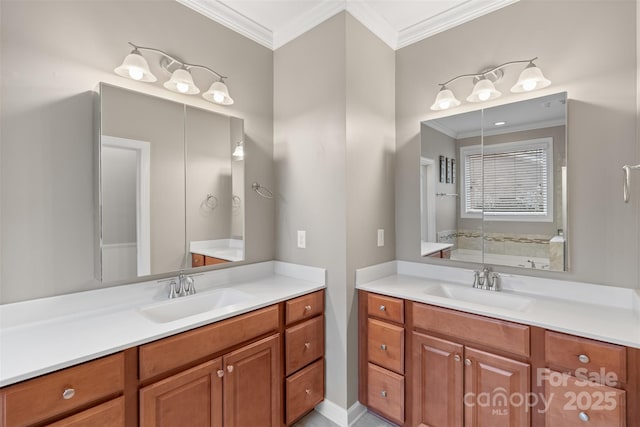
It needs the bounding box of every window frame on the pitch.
[459,137,554,222]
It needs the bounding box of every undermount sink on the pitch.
[139,288,255,323]
[423,283,534,312]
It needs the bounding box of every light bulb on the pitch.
[438,100,451,110]
[176,82,189,93]
[478,91,491,101]
[521,79,537,91]
[213,93,225,103]
[128,67,144,81]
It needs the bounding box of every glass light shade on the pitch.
[164,68,200,95]
[430,88,461,111]
[114,51,157,82]
[511,64,551,93]
[467,78,501,103]
[232,142,244,159]
[203,80,234,105]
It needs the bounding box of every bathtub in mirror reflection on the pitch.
[97,83,245,283]
[420,92,567,271]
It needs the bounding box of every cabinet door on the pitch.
[139,359,223,427]
[411,332,463,427]
[223,334,281,427]
[464,347,530,427]
[46,397,124,427]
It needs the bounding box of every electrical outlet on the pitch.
[297,230,306,249]
[377,229,384,247]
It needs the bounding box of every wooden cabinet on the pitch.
[360,292,406,425]
[359,290,640,427]
[411,331,530,427]
[191,254,230,268]
[46,397,125,427]
[140,359,223,427]
[284,291,325,425]
[1,353,125,427]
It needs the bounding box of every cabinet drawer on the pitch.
[367,293,404,324]
[367,318,404,374]
[367,363,404,426]
[46,396,125,427]
[191,253,205,268]
[3,353,124,427]
[412,302,530,357]
[139,305,279,380]
[285,316,324,375]
[544,370,626,427]
[285,359,324,425]
[545,331,626,386]
[286,291,324,325]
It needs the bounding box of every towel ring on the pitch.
[203,194,218,210]
[252,182,274,199]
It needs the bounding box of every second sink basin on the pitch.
[139,287,255,323]
[423,283,534,312]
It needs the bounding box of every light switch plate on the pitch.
[377,229,384,247]
[297,230,306,248]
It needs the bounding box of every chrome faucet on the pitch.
[168,272,196,299]
[472,266,500,291]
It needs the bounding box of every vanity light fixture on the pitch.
[114,42,234,105]
[232,141,244,159]
[430,57,550,111]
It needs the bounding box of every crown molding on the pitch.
[346,0,398,49]
[176,0,274,49]
[273,0,345,50]
[397,0,520,49]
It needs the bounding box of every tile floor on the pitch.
[292,410,396,427]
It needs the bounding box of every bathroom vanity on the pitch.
[0,262,325,427]
[357,262,640,427]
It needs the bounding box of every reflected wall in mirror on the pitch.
[98,83,244,284]
[420,92,567,271]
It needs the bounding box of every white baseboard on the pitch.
[314,400,367,427]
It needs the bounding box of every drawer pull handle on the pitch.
[305,389,311,395]
[379,305,386,312]
[380,344,387,351]
[304,342,311,349]
[578,354,590,364]
[217,369,224,378]
[227,365,234,373]
[464,358,472,366]
[304,305,312,311]
[578,411,590,422]
[454,355,461,362]
[62,388,75,400]
[380,390,387,398]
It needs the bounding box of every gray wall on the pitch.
[0,0,274,303]
[396,0,639,288]
[274,12,395,410]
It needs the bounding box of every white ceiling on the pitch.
[176,0,519,50]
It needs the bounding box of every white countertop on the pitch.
[420,241,453,257]
[0,261,325,387]
[356,261,640,349]
[190,239,244,262]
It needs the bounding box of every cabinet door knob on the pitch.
[578,354,590,364]
[304,342,311,349]
[217,369,224,378]
[454,354,461,362]
[380,390,387,398]
[380,344,387,351]
[62,388,75,400]
[305,389,311,395]
[578,411,590,422]
[227,365,234,373]
[304,305,312,311]
[464,358,472,366]
[379,305,386,311]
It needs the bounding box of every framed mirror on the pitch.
[97,83,245,283]
[420,92,567,271]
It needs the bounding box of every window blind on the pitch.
[464,146,548,216]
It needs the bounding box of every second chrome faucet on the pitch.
[472,266,500,291]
